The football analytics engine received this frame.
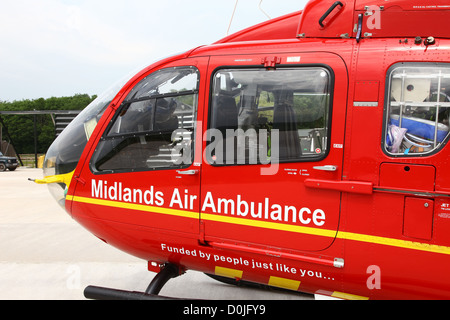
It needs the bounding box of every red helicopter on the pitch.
[32,0,450,300]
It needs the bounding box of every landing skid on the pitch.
[84,263,186,300]
[84,263,301,300]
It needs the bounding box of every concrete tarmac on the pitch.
[0,167,313,300]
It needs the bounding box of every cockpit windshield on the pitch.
[42,76,128,207]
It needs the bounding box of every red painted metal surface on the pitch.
[43,0,450,299]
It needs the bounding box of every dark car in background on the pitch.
[0,151,18,171]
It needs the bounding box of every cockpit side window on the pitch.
[206,67,332,165]
[383,63,450,156]
[91,66,199,173]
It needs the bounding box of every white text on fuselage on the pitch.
[91,179,326,227]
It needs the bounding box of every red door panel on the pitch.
[200,52,348,252]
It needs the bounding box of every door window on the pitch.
[91,66,199,173]
[384,63,450,156]
[207,67,332,165]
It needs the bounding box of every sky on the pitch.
[0,0,308,102]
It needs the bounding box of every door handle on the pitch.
[356,13,363,43]
[313,165,338,172]
[176,169,199,175]
[319,1,344,28]
[305,179,373,194]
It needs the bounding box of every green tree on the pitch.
[0,94,97,154]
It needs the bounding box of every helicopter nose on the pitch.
[29,95,108,209]
[29,117,88,210]
[29,67,137,209]
[29,169,76,210]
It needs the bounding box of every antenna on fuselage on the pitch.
[227,0,239,35]
[227,0,272,36]
[259,0,271,19]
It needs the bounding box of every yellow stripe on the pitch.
[68,195,450,256]
[202,213,450,256]
[336,231,450,255]
[70,196,198,219]
[215,266,243,279]
[332,291,369,300]
[268,276,300,291]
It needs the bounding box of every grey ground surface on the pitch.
[0,167,313,300]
